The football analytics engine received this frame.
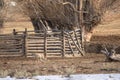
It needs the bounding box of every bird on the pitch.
[101,47,120,61]
[109,49,120,61]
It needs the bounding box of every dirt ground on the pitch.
[0,53,120,78]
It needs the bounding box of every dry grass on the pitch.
[93,19,120,36]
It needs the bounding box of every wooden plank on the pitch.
[27,37,44,39]
[27,48,44,50]
[0,44,22,47]
[46,53,61,55]
[28,33,45,36]
[0,42,23,44]
[47,49,61,51]
[47,37,61,40]
[27,45,44,47]
[27,50,44,52]
[0,52,23,55]
[0,54,23,57]
[0,34,23,37]
[47,44,61,46]
[28,47,44,50]
[47,47,61,49]
[47,41,61,43]
[27,40,44,43]
[47,51,61,53]
[27,51,44,53]
[27,39,44,42]
[27,42,44,44]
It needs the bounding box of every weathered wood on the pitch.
[27,48,44,50]
[0,44,22,47]
[62,29,65,57]
[27,51,44,53]
[66,36,74,56]
[0,26,84,58]
[27,45,44,47]
[68,32,84,56]
[23,28,28,57]
[0,52,23,55]
[44,30,47,58]
[47,44,61,46]
[27,42,44,44]
[47,46,62,48]
[27,37,44,39]
[47,51,61,53]
[47,41,61,43]
[74,29,81,48]
[13,29,17,35]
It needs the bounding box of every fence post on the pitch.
[62,28,65,57]
[44,30,47,58]
[13,29,17,35]
[23,28,27,57]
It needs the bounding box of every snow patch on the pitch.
[0,74,120,80]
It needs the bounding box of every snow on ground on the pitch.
[0,74,120,80]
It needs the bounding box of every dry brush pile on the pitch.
[18,0,120,32]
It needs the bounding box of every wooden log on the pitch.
[0,44,22,46]
[27,42,44,44]
[13,29,17,35]
[0,52,23,55]
[27,39,44,41]
[47,37,61,40]
[0,49,22,52]
[27,37,44,39]
[27,50,44,52]
[47,51,61,53]
[44,31,47,58]
[27,44,44,46]
[47,46,61,48]
[26,51,44,53]
[46,53,61,55]
[27,48,44,50]
[62,29,65,57]
[28,33,45,36]
[47,48,62,50]
[47,41,62,43]
[23,28,28,57]
[0,47,22,50]
[47,44,61,46]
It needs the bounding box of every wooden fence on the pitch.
[0,34,24,56]
[0,29,84,58]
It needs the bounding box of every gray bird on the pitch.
[101,46,120,61]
